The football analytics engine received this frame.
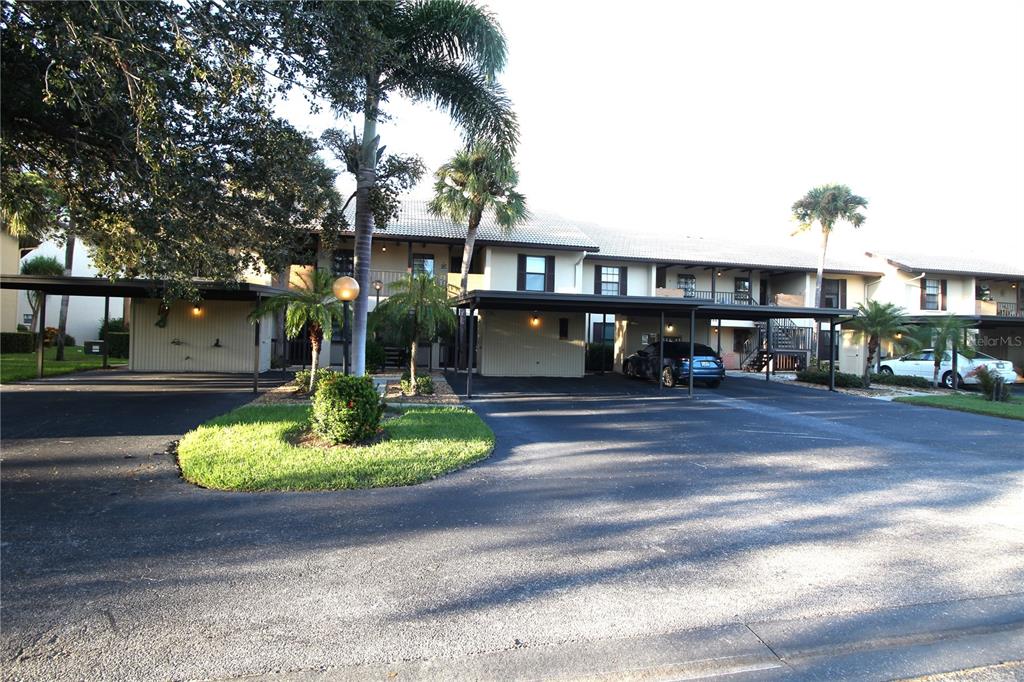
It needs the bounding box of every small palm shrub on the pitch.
[796,368,864,388]
[400,372,434,396]
[969,365,1010,402]
[294,368,334,393]
[311,373,384,444]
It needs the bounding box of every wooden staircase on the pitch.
[742,318,816,372]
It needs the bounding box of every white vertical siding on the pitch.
[129,299,270,373]
[479,310,585,377]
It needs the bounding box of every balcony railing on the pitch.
[996,302,1021,317]
[368,270,446,298]
[654,288,767,305]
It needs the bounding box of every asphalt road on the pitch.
[1,370,1022,681]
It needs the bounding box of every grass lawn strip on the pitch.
[177,404,495,491]
[0,346,127,383]
[893,394,1024,421]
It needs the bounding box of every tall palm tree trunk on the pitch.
[459,210,483,295]
[308,326,322,393]
[55,236,75,361]
[863,335,877,388]
[813,227,829,308]
[351,86,381,377]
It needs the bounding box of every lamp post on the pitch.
[333,276,360,375]
[372,279,384,308]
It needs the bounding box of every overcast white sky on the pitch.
[276,0,1024,259]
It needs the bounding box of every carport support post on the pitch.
[101,296,110,369]
[253,296,261,394]
[35,291,46,378]
[951,338,958,390]
[688,309,695,397]
[765,318,771,382]
[716,319,721,356]
[828,317,836,392]
[466,305,475,399]
[658,312,665,390]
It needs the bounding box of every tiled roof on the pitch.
[342,200,599,251]
[866,251,1024,279]
[580,221,879,273]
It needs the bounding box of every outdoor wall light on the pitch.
[895,332,903,339]
[381,245,387,252]
[192,305,202,316]
[666,324,675,333]
[332,275,360,302]
[530,313,541,327]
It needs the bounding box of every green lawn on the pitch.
[0,346,127,383]
[893,393,1024,421]
[177,404,495,491]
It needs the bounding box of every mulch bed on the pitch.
[383,371,461,406]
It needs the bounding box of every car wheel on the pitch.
[661,367,676,388]
[879,366,894,376]
[706,380,721,388]
[942,371,963,389]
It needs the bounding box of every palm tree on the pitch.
[345,0,518,377]
[55,236,76,360]
[249,269,346,393]
[429,141,527,295]
[846,301,908,388]
[791,184,868,307]
[900,315,973,388]
[20,255,64,326]
[373,274,455,393]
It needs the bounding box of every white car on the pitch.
[879,349,1019,388]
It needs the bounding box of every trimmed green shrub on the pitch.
[58,334,76,347]
[870,373,931,388]
[1,332,36,354]
[401,374,434,396]
[293,367,334,392]
[107,332,130,358]
[366,338,386,372]
[98,317,129,338]
[310,373,384,444]
[796,367,864,388]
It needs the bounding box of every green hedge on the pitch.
[870,373,931,388]
[796,367,864,388]
[106,332,130,358]
[0,332,35,354]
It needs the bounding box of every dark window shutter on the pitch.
[545,256,555,292]
[839,279,847,309]
[940,279,947,310]
[594,265,602,295]
[559,318,569,339]
[920,280,926,309]
[619,267,628,295]
[516,254,526,291]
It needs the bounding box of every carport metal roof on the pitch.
[452,290,857,321]
[0,274,284,300]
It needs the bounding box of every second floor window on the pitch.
[518,254,554,292]
[922,278,945,310]
[599,266,622,295]
[822,278,847,308]
[332,250,354,277]
[734,277,751,303]
[413,254,435,277]
[677,274,696,297]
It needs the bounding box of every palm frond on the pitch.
[401,0,507,77]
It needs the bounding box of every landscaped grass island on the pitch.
[0,346,127,383]
[894,394,1024,421]
[177,404,495,491]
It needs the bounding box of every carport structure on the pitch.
[453,290,857,398]
[0,274,283,391]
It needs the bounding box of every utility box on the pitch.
[83,340,106,355]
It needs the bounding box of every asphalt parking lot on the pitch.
[1,370,1022,680]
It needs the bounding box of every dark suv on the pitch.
[623,341,725,388]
